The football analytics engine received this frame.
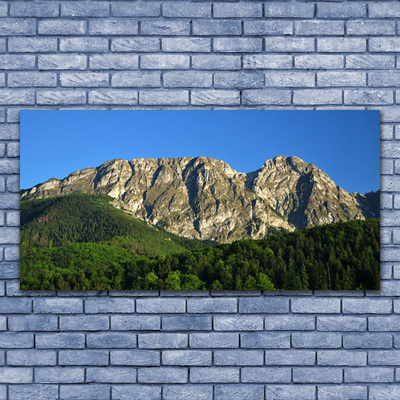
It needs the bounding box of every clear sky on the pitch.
[21,110,380,194]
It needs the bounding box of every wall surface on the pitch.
[0,0,399,399]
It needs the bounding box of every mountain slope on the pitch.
[22,155,378,242]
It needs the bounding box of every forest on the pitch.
[21,194,380,291]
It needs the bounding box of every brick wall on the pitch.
[0,1,399,399]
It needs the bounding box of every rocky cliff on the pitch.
[21,155,379,242]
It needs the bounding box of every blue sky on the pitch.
[21,110,380,194]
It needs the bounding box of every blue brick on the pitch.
[214,3,262,18]
[8,315,57,331]
[264,37,314,52]
[214,38,262,53]
[162,38,211,53]
[369,3,400,18]
[139,90,189,106]
[318,38,366,53]
[347,20,395,36]
[163,385,212,400]
[34,298,82,314]
[9,385,58,400]
[241,332,290,349]
[296,55,344,69]
[214,349,263,366]
[36,333,85,349]
[370,386,400,400]
[62,2,110,17]
[214,315,263,331]
[87,367,136,383]
[0,316,5,330]
[343,299,392,314]
[60,72,109,88]
[265,350,315,365]
[294,89,342,105]
[265,385,316,400]
[60,385,110,400]
[295,20,344,36]
[243,55,292,70]
[90,54,138,70]
[189,332,238,348]
[187,298,237,313]
[265,315,314,331]
[0,19,36,36]
[0,89,33,106]
[87,332,137,348]
[317,3,366,19]
[37,90,87,105]
[89,19,138,35]
[60,315,109,331]
[192,55,241,70]
[369,316,400,331]
[141,55,189,70]
[190,367,239,383]
[0,194,18,209]
[191,90,239,106]
[6,175,20,191]
[111,315,160,330]
[163,2,211,18]
[318,385,367,400]
[0,333,33,348]
[293,367,342,383]
[110,350,159,366]
[369,71,400,87]
[0,367,32,383]
[7,349,56,366]
[239,297,288,313]
[318,71,365,87]
[59,350,109,366]
[38,54,87,70]
[242,90,291,106]
[138,367,187,383]
[60,38,109,53]
[370,38,400,53]
[193,20,241,36]
[244,21,292,36]
[9,37,57,53]
[242,367,291,383]
[0,55,35,70]
[346,55,395,69]
[39,20,86,35]
[11,2,59,17]
[346,89,393,105]
[111,38,160,52]
[89,90,138,105]
[85,298,135,313]
[35,367,84,383]
[9,72,56,88]
[162,350,211,365]
[318,350,366,366]
[345,367,394,383]
[162,315,211,331]
[112,385,161,400]
[317,316,366,331]
[112,2,160,17]
[343,333,392,349]
[0,124,19,140]
[264,3,314,18]
[215,385,264,400]
[369,350,400,366]
[139,333,187,349]
[265,72,314,88]
[141,21,190,36]
[292,333,341,349]
[0,297,31,313]
[163,71,211,88]
[0,3,6,17]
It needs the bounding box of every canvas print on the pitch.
[20,110,380,291]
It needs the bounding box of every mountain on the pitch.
[21,155,379,242]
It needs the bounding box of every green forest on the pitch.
[21,193,380,291]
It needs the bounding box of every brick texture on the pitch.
[0,1,397,399]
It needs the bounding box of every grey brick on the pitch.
[59,350,109,366]
[112,38,160,52]
[141,55,189,70]
[163,71,211,88]
[141,21,189,36]
[318,72,366,87]
[265,386,316,400]
[39,20,85,35]
[139,333,188,349]
[193,20,241,36]
[346,55,395,69]
[90,54,138,70]
[87,332,137,348]
[190,367,239,383]
[110,350,159,366]
[62,2,110,17]
[264,3,314,18]
[89,89,138,105]
[343,299,392,314]
[187,298,237,313]
[86,367,136,383]
[317,316,366,331]
[265,315,315,331]
[192,55,241,70]
[214,3,262,18]
[345,89,393,105]
[293,367,342,383]
[318,38,366,53]
[347,20,395,36]
[112,2,159,17]
[0,194,19,209]
[162,38,211,53]
[214,38,262,53]
[162,315,211,331]
[343,333,392,349]
[265,72,315,88]
[318,350,366,366]
[112,385,161,400]
[215,350,263,366]
[60,385,110,400]
[60,315,109,331]
[345,367,393,383]
[90,19,138,35]
[294,89,342,105]
[163,2,211,18]
[7,349,56,366]
[0,333,33,348]
[369,316,400,331]
[9,37,57,53]
[85,298,135,313]
[0,297,31,313]
[241,332,290,349]
[0,55,35,70]
[9,385,58,400]
[162,350,211,365]
[370,38,400,53]
[0,19,36,36]
[140,90,188,105]
[11,2,59,17]
[190,332,238,348]
[369,350,400,365]
[8,72,56,88]
[317,3,366,19]
[369,3,400,18]
[138,367,187,383]
[239,297,288,313]
[215,385,264,400]
[163,385,212,400]
[244,21,292,36]
[264,37,314,52]
[214,315,263,331]
[60,38,108,53]
[295,20,344,36]
[37,90,86,105]
[191,90,239,106]
[0,3,5,17]
[292,333,341,349]
[111,315,160,330]
[292,298,341,313]
[38,54,87,70]
[265,350,315,365]
[370,386,400,400]
[36,333,85,349]
[318,385,367,400]
[295,55,344,69]
[382,141,400,158]
[60,72,109,88]
[242,367,291,383]
[0,367,32,383]
[370,71,400,87]
[242,89,291,105]
[0,124,20,140]
[35,367,84,383]
[8,315,57,331]
[34,298,82,314]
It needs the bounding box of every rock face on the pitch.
[21,155,378,242]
